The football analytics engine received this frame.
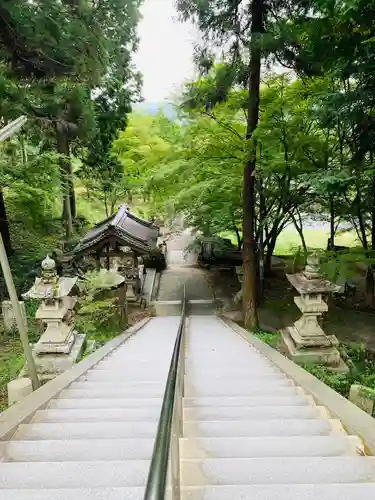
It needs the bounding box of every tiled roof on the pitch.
[71,206,159,255]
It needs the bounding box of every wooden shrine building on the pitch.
[70,205,159,273]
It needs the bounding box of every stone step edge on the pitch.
[0,438,155,461]
[183,418,347,435]
[31,405,331,423]
[183,406,331,419]
[179,435,365,456]
[182,394,317,406]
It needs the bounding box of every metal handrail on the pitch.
[143,286,186,500]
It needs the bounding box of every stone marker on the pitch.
[349,384,375,415]
[280,252,347,371]
[2,300,27,332]
[7,377,32,405]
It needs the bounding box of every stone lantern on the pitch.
[22,255,85,380]
[281,252,347,371]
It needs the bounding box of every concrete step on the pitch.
[183,396,313,407]
[77,370,169,381]
[183,419,344,437]
[185,372,287,381]
[185,361,276,369]
[183,405,328,421]
[187,300,217,315]
[0,461,149,489]
[181,436,363,458]
[184,386,298,397]
[151,300,182,316]
[59,387,164,399]
[2,439,154,462]
[48,398,162,410]
[33,408,162,423]
[181,457,375,486]
[70,381,164,389]
[83,369,285,381]
[0,488,144,500]
[185,380,294,393]
[96,357,171,365]
[181,484,375,500]
[94,362,169,370]
[13,422,157,441]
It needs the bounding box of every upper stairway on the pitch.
[1,271,375,498]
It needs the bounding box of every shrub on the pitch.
[301,363,352,397]
[254,329,280,349]
[143,250,166,272]
[75,270,126,346]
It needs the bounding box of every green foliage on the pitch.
[0,0,142,250]
[75,269,126,346]
[358,386,375,403]
[0,340,24,411]
[301,343,375,399]
[301,363,352,397]
[75,296,119,342]
[254,329,280,349]
[339,343,366,364]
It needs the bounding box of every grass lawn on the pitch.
[0,339,24,411]
[274,226,359,255]
[221,224,359,255]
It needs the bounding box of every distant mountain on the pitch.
[133,102,177,119]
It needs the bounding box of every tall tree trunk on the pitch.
[242,0,263,330]
[264,235,277,277]
[354,178,373,307]
[329,194,335,249]
[0,189,12,255]
[291,211,307,263]
[63,152,76,219]
[257,175,265,301]
[56,122,73,239]
[234,226,242,250]
[69,173,76,219]
[368,168,375,308]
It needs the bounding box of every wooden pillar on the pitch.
[106,245,110,270]
[95,250,101,271]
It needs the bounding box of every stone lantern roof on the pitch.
[23,255,77,300]
[286,252,340,295]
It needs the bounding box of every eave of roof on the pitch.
[70,206,158,256]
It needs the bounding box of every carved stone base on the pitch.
[34,323,76,354]
[288,323,335,348]
[281,327,348,372]
[22,333,86,382]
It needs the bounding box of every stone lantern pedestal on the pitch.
[280,253,347,371]
[22,255,86,381]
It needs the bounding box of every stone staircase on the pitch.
[0,316,180,499]
[180,315,375,499]
[1,313,375,498]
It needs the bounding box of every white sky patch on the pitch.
[134,0,196,102]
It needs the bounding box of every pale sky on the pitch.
[134,0,196,102]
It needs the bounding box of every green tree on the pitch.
[78,0,142,217]
[0,0,142,244]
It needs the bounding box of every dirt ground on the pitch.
[209,265,375,351]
